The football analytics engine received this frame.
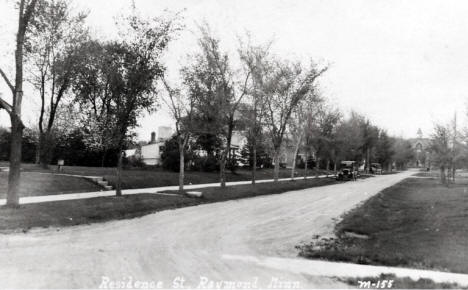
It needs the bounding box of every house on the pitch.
[230,131,248,164]
[192,130,248,158]
[230,130,308,168]
[130,126,173,166]
[124,148,139,159]
[409,128,431,168]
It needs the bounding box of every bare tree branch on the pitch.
[0,68,15,94]
[0,96,13,114]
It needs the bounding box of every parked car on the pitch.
[370,163,382,174]
[336,161,358,181]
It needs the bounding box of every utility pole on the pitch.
[452,111,457,182]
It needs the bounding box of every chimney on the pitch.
[150,132,156,144]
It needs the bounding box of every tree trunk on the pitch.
[220,126,233,188]
[179,142,185,193]
[38,131,53,169]
[291,136,302,180]
[6,2,25,208]
[291,153,297,181]
[326,159,330,176]
[440,166,446,186]
[35,141,40,164]
[101,148,108,168]
[7,116,23,207]
[273,150,280,182]
[304,153,308,180]
[38,132,47,168]
[4,0,38,207]
[220,150,227,188]
[251,144,256,185]
[315,157,320,178]
[115,148,123,196]
[251,101,258,186]
[366,147,370,173]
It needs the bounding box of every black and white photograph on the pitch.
[1,0,468,289]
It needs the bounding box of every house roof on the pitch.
[125,149,137,157]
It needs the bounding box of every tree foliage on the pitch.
[73,12,180,195]
[25,0,89,167]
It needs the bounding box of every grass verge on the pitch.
[164,176,336,201]
[0,172,102,199]
[0,161,334,192]
[0,177,338,233]
[297,176,468,274]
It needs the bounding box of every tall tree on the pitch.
[238,37,271,185]
[307,105,341,174]
[430,124,452,185]
[73,41,119,167]
[375,130,394,171]
[161,75,195,193]
[189,26,250,187]
[449,112,464,182]
[288,105,307,180]
[288,100,323,180]
[360,119,380,173]
[392,137,414,170]
[261,59,326,182]
[74,14,179,196]
[26,0,89,168]
[0,0,39,207]
[335,112,365,163]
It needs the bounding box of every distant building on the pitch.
[128,126,173,166]
[409,128,431,168]
[230,131,248,164]
[124,148,138,158]
[278,143,318,169]
[192,130,248,157]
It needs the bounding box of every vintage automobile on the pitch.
[370,163,382,174]
[336,160,357,180]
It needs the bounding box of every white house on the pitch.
[134,128,249,166]
[139,126,173,165]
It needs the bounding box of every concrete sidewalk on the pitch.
[0,174,331,206]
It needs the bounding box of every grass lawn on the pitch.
[99,167,321,189]
[0,177,338,233]
[297,174,468,284]
[0,172,102,199]
[166,176,336,201]
[0,161,333,194]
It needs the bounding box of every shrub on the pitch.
[192,155,219,172]
[160,136,194,172]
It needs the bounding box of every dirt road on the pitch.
[0,171,414,289]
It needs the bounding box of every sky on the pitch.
[1,0,468,141]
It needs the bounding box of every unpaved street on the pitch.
[0,171,414,289]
